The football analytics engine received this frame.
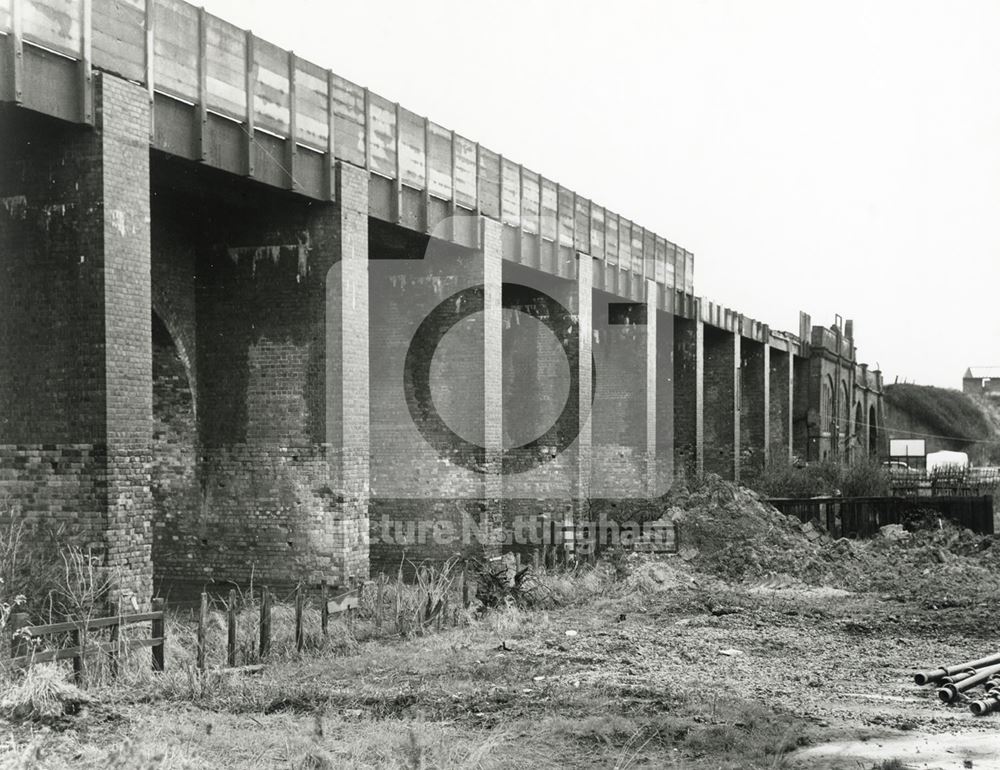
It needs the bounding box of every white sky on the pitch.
[200,0,1000,389]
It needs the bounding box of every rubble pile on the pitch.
[667,475,834,582]
[836,518,1000,599]
[664,475,1000,596]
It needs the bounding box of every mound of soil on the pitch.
[668,474,831,582]
[666,475,1000,602]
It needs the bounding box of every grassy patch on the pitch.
[885,383,993,443]
[743,458,889,499]
[0,561,815,769]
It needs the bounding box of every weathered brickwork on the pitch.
[0,446,104,545]
[151,211,198,409]
[592,292,647,497]
[98,75,155,605]
[367,216,504,573]
[0,73,152,605]
[150,316,198,576]
[768,349,792,462]
[147,161,370,592]
[792,355,811,459]
[654,309,675,490]
[672,318,701,479]
[703,327,737,480]
[499,262,591,564]
[740,339,768,471]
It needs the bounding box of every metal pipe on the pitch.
[936,663,1000,703]
[915,651,1000,686]
[941,670,975,685]
[970,693,1000,716]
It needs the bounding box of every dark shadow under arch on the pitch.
[151,310,199,586]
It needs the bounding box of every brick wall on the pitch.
[672,318,700,479]
[792,355,810,460]
[591,292,647,496]
[0,74,153,605]
[151,206,198,408]
[499,263,590,563]
[316,163,370,583]
[654,309,675,491]
[704,326,736,479]
[99,75,154,604]
[368,215,503,575]
[740,339,767,471]
[148,160,369,592]
[0,116,106,444]
[769,349,792,462]
[150,313,199,579]
[0,446,104,546]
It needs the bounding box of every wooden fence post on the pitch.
[10,611,29,659]
[259,586,271,659]
[346,578,355,635]
[294,585,304,652]
[151,598,165,672]
[461,562,470,609]
[393,578,401,634]
[107,599,120,680]
[227,589,237,668]
[108,623,119,680]
[321,583,329,638]
[375,578,384,633]
[196,592,208,671]
[70,627,84,684]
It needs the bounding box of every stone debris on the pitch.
[879,524,911,542]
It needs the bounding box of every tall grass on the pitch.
[744,458,889,498]
[0,503,66,622]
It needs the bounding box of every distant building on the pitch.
[963,367,1000,399]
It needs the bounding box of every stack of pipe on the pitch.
[913,652,1000,715]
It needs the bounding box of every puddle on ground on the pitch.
[794,732,1000,769]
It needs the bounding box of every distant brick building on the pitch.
[963,368,1000,399]
[796,318,885,463]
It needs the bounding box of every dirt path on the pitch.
[795,732,1000,769]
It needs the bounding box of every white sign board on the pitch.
[890,439,926,457]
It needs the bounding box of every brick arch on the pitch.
[151,288,197,418]
[821,375,834,426]
[150,307,201,589]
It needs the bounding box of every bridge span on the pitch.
[0,0,883,601]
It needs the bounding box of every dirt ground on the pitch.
[3,559,1000,768]
[4,480,1000,768]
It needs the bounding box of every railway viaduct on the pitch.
[0,0,884,602]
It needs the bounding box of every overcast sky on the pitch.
[201,0,1000,389]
